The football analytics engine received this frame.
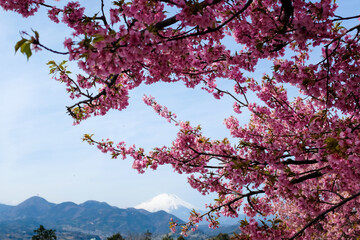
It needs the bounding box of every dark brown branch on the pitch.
[238,82,249,105]
[318,189,345,201]
[154,0,223,31]
[289,190,360,239]
[188,147,239,160]
[214,86,248,106]
[66,74,118,114]
[247,195,265,216]
[100,0,109,26]
[332,14,360,21]
[22,31,69,55]
[324,46,331,108]
[325,24,360,47]
[197,190,265,219]
[352,123,360,133]
[282,159,318,165]
[279,0,293,25]
[154,15,178,30]
[168,0,253,41]
[290,171,323,184]
[39,2,54,9]
[35,41,69,55]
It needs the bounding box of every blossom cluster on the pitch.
[0,0,43,17]
[4,0,360,238]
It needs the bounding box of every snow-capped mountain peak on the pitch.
[134,193,195,213]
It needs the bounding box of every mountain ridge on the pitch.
[0,195,243,239]
[0,196,187,240]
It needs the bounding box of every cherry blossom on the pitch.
[5,0,360,238]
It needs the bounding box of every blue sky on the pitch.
[0,1,239,208]
[0,1,359,210]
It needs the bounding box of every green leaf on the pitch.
[256,42,263,51]
[113,0,125,7]
[47,60,56,66]
[273,218,283,225]
[240,218,248,227]
[325,137,338,151]
[93,35,105,43]
[21,42,32,60]
[14,38,27,53]
[273,64,281,72]
[32,29,39,39]
[260,219,267,227]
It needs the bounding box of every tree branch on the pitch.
[168,0,253,41]
[290,171,323,184]
[66,74,119,116]
[289,190,360,239]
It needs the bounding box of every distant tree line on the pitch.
[106,231,231,240]
[107,232,231,240]
[32,225,232,240]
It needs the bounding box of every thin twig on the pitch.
[168,0,253,41]
[289,190,360,239]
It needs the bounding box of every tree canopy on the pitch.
[2,0,360,239]
[32,225,57,240]
[107,233,125,240]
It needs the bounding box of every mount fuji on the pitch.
[134,193,243,236]
[134,193,197,221]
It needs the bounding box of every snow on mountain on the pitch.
[134,193,196,213]
[135,193,245,226]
